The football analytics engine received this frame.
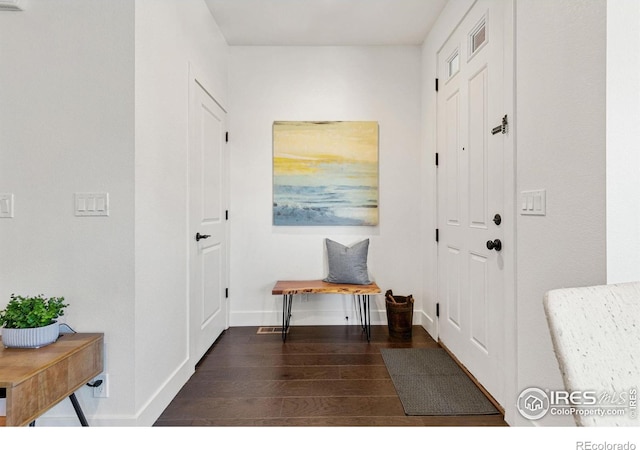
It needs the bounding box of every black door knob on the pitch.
[486,239,502,252]
[195,232,211,242]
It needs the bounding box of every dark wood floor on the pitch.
[153,325,508,426]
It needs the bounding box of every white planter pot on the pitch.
[1,322,60,348]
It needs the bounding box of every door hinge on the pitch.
[435,78,439,92]
[225,210,229,221]
[436,303,440,318]
[225,288,229,298]
[225,131,229,142]
[435,228,439,242]
[435,152,439,167]
[491,115,508,135]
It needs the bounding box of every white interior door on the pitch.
[189,71,229,363]
[436,0,507,406]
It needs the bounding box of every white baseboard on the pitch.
[230,308,424,328]
[32,357,195,427]
[134,357,195,426]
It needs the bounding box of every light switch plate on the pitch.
[0,194,14,218]
[75,193,109,216]
[520,189,546,216]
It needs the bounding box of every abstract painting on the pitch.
[273,121,379,226]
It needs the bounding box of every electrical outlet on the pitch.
[93,374,109,398]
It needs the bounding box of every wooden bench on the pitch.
[272,280,381,342]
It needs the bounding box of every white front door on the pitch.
[436,0,509,407]
[188,71,229,363]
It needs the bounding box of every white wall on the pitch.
[514,0,607,426]
[228,46,423,327]
[607,0,640,284]
[0,0,136,423]
[134,0,229,425]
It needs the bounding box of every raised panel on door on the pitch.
[202,106,223,222]
[446,246,462,330]
[468,66,488,229]
[469,251,488,353]
[201,244,222,325]
[446,91,461,226]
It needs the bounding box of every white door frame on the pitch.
[500,0,516,424]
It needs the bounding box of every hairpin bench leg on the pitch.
[355,294,371,342]
[282,293,293,342]
[364,295,371,341]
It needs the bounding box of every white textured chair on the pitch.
[544,282,640,426]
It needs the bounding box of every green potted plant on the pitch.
[0,294,68,348]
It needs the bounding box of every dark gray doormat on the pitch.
[380,348,499,416]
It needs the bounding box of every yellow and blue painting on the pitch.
[273,121,379,226]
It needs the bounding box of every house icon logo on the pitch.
[525,395,543,411]
[517,387,550,420]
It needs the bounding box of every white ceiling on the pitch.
[204,0,448,46]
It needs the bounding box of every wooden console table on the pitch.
[0,332,103,427]
[272,280,381,342]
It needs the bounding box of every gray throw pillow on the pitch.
[323,238,372,285]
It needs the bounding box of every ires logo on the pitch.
[550,390,598,406]
[517,387,636,420]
